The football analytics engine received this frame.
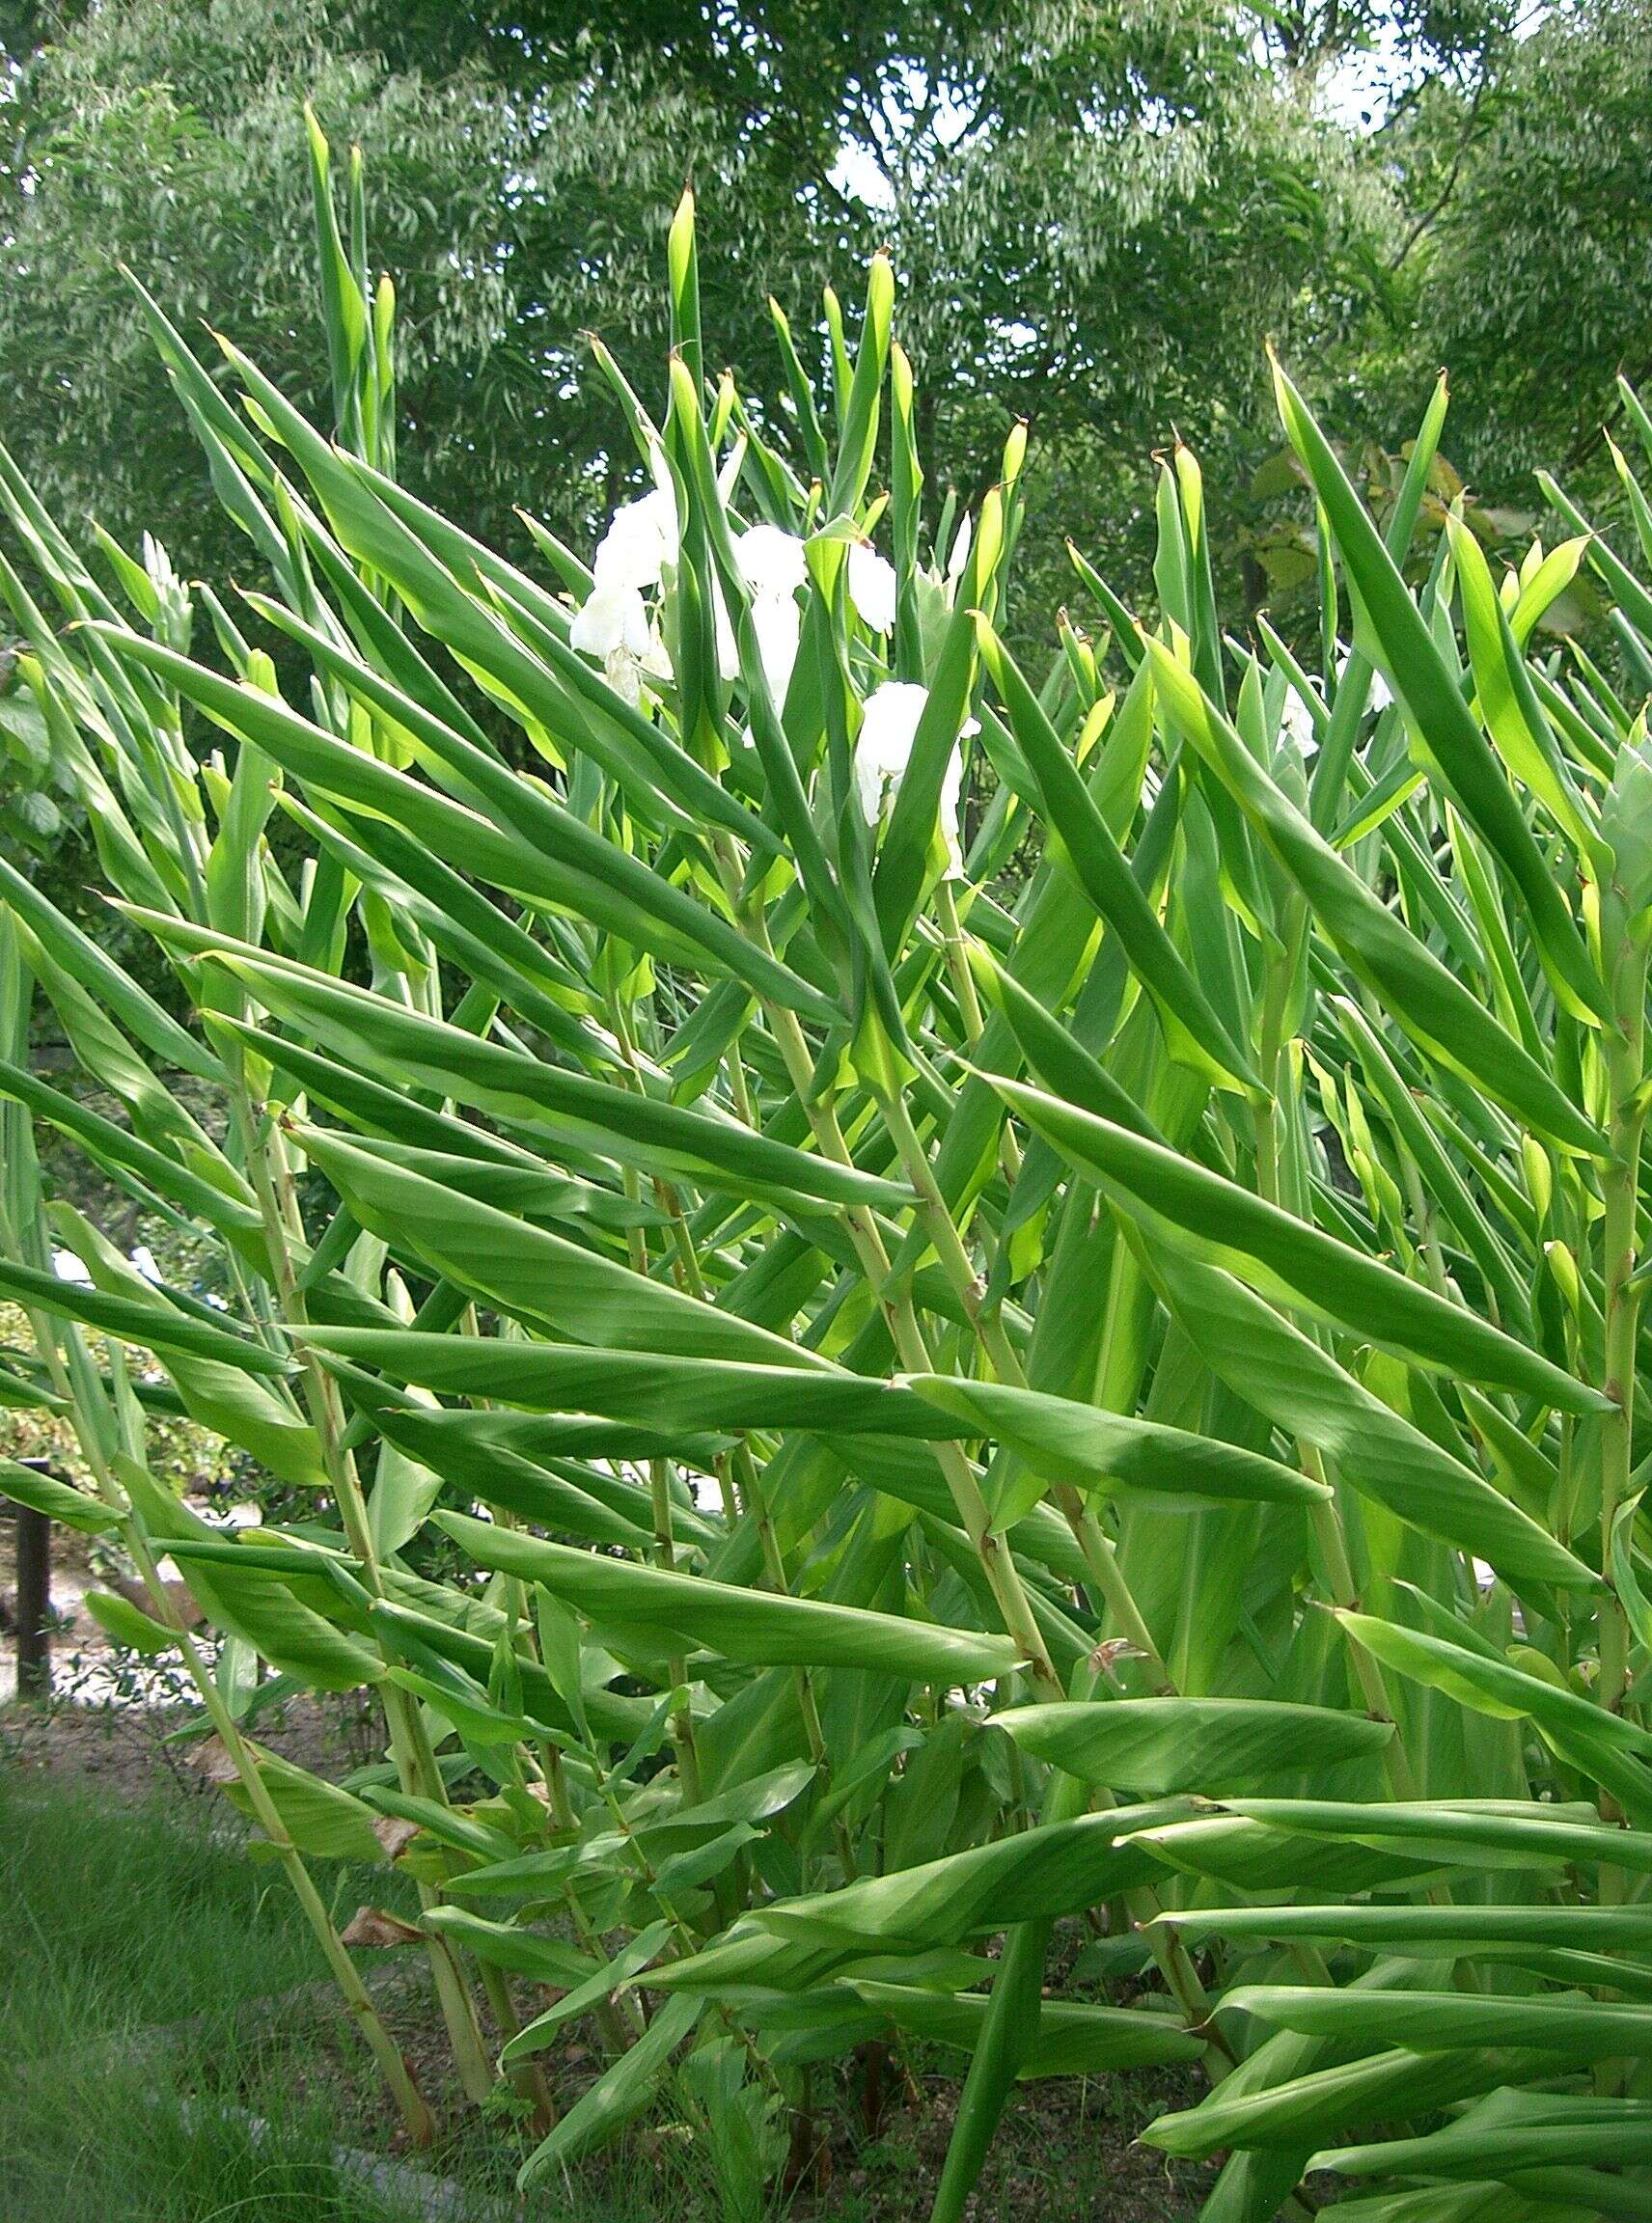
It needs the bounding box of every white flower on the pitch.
[730,525,809,700]
[591,487,677,595]
[736,524,807,601]
[847,543,896,633]
[713,586,740,685]
[129,1246,162,1284]
[1279,686,1319,760]
[570,581,654,705]
[1336,645,1393,714]
[570,583,649,660]
[751,589,801,701]
[946,511,973,586]
[939,747,965,877]
[854,680,972,878]
[52,1249,92,1286]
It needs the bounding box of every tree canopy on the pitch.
[0,1,1647,626]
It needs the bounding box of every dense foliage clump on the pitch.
[5,114,1652,2222]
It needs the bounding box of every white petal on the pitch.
[939,746,965,877]
[854,680,929,822]
[1279,688,1318,758]
[717,435,748,503]
[848,543,896,633]
[713,585,740,684]
[737,523,807,601]
[52,1249,92,1285]
[752,590,801,701]
[129,1245,162,1284]
[605,647,643,706]
[592,487,677,593]
[946,510,973,584]
[571,583,649,660]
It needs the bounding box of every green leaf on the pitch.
[988,1075,1601,1414]
[0,1455,118,1534]
[977,621,1257,1094]
[993,1698,1392,1798]
[907,1373,1328,1525]
[1144,641,1604,1156]
[1272,357,1609,1026]
[1132,1240,1600,1594]
[432,1508,1021,1682]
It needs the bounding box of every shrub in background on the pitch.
[3,111,1652,2221]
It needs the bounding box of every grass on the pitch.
[0,1756,689,2222]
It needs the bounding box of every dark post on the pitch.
[14,1485,52,1699]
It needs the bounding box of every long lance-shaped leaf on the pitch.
[1337,1609,1652,1820]
[262,554,775,860]
[96,628,835,1025]
[1271,355,1609,1025]
[273,792,606,1067]
[1308,370,1449,827]
[294,1122,838,1371]
[55,1202,328,1493]
[977,620,1258,1095]
[1328,996,1531,1330]
[906,1374,1327,1515]
[0,1057,262,1240]
[993,1698,1392,1798]
[850,1982,1202,2077]
[827,250,893,516]
[648,1805,1179,1977]
[120,918,896,1214]
[0,1456,120,1534]
[1225,1984,1652,2061]
[1313,2093,1652,2182]
[666,356,858,966]
[303,1327,944,1437]
[432,1508,1020,1682]
[0,851,215,1082]
[989,1074,1602,1415]
[519,1996,702,2186]
[1446,514,1604,868]
[1144,640,1604,1156]
[1131,1240,1599,1593]
[1216,1798,1652,1873]
[323,1374,719,1546]
[116,1456,378,1691]
[1155,1902,1652,1952]
[0,1255,289,1376]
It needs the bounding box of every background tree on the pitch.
[2,1,1649,659]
